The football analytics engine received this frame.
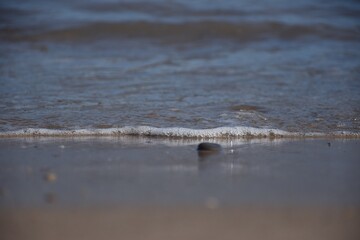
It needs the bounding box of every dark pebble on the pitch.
[197,142,222,152]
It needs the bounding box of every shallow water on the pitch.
[1,0,360,137]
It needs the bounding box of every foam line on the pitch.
[0,126,359,139]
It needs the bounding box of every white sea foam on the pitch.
[0,126,359,139]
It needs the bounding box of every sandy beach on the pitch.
[0,138,359,239]
[1,0,359,239]
[1,206,359,240]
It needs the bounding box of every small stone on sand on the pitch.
[43,172,57,182]
[197,142,222,152]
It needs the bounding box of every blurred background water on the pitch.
[0,0,359,134]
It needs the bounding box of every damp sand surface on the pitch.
[1,206,359,240]
[0,138,359,239]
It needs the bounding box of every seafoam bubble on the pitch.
[0,126,287,138]
[0,126,359,139]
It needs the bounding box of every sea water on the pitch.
[0,0,359,138]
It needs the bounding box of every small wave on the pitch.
[79,2,360,19]
[2,21,358,43]
[0,126,359,139]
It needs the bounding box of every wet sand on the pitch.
[0,138,359,239]
[1,206,360,240]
